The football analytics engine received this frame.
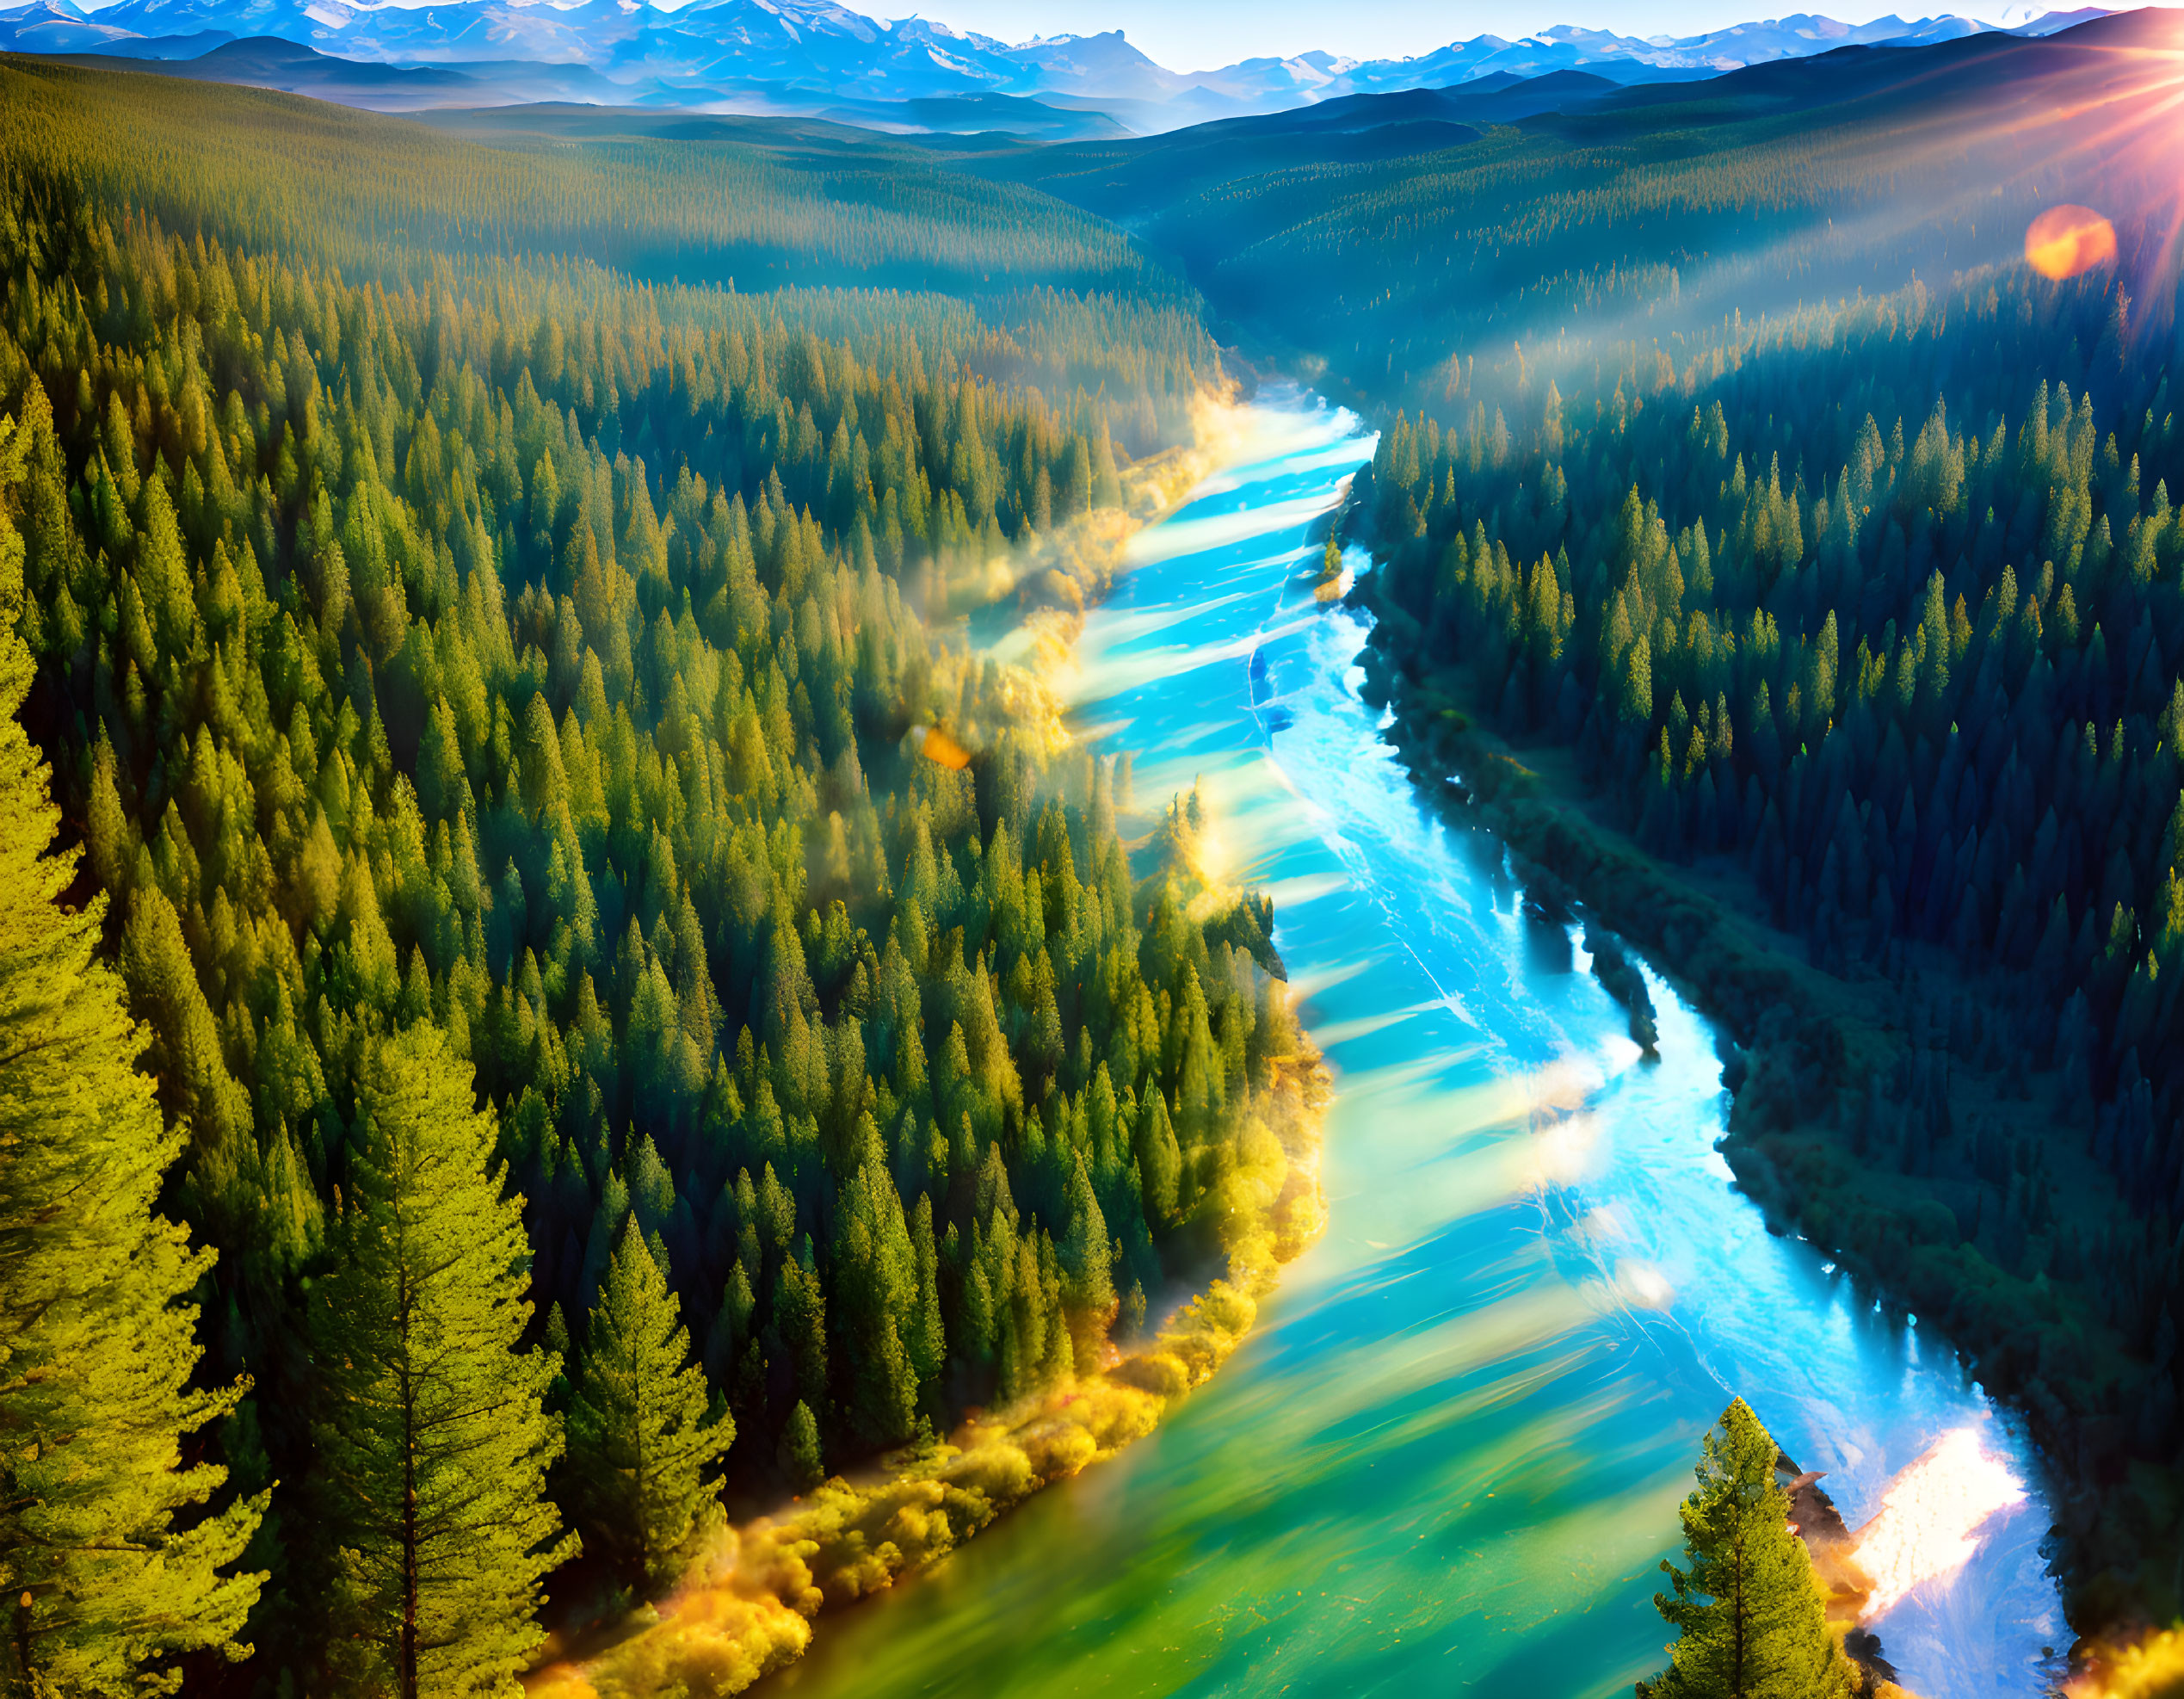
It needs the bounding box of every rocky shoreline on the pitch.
[1779,1451,1905,1694]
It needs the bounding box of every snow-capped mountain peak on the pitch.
[8,0,2108,127]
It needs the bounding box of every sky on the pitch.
[889,0,2092,70]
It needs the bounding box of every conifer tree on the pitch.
[312,1024,575,1697]
[1059,1152,1114,1374]
[780,1400,825,1493]
[1636,1399,1854,1699]
[566,1221,733,1593]
[0,413,264,1695]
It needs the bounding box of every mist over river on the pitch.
[762,394,2067,1699]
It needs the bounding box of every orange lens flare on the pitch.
[910,725,972,769]
[2026,203,2118,280]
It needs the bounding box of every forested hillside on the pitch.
[0,62,1325,1695]
[0,59,1173,300]
[1273,11,2184,1628]
[982,9,2184,411]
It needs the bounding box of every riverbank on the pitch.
[1346,569,2162,1634]
[529,1146,1326,1698]
[526,398,1334,1699]
[1780,1455,1907,1696]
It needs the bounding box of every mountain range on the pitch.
[0,0,2118,126]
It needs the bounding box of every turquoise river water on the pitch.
[763,395,2068,1699]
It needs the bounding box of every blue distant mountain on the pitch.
[1191,9,2110,102]
[0,0,2114,124]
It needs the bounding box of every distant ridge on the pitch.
[0,0,2115,127]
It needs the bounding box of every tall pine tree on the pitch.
[0,412,264,1694]
[565,1220,732,1594]
[312,1024,574,1696]
[1637,1399,1854,1699]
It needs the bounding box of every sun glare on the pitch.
[1849,1427,2028,1619]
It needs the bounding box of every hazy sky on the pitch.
[914,0,2089,72]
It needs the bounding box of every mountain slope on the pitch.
[958,6,2178,393]
[0,51,1168,289]
[34,34,501,104]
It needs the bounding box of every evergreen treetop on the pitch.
[1637,1399,1854,1699]
[567,1219,733,1593]
[312,1023,574,1697]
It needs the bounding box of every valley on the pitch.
[4,7,2184,1695]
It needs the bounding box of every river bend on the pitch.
[767,395,2065,1699]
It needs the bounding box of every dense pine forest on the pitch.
[0,60,1328,1696]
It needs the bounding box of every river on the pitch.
[763,394,2067,1699]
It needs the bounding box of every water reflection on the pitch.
[765,392,2064,1699]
